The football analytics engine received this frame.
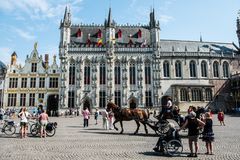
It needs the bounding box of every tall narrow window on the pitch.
[21,78,27,88]
[191,88,202,101]
[31,63,37,72]
[190,60,197,77]
[213,61,219,77]
[9,78,18,88]
[38,93,44,100]
[68,91,75,108]
[201,61,208,77]
[49,78,58,88]
[84,65,91,85]
[69,63,75,85]
[223,61,229,78]
[145,63,151,84]
[115,91,121,107]
[180,88,188,101]
[39,77,45,88]
[29,93,35,106]
[30,78,36,88]
[175,61,182,78]
[129,62,136,85]
[114,63,121,85]
[163,61,170,77]
[7,93,17,106]
[99,91,106,108]
[100,63,106,85]
[145,91,152,108]
[20,93,26,107]
[205,88,212,101]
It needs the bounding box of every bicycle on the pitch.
[30,121,57,137]
[0,119,17,136]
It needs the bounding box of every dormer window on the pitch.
[97,29,102,38]
[76,29,81,37]
[138,29,142,38]
[31,63,37,72]
[118,29,122,38]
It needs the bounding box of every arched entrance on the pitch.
[83,99,91,111]
[129,98,137,109]
[47,94,59,116]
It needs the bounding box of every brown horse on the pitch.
[106,102,149,134]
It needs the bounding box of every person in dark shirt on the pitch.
[202,112,214,155]
[178,111,205,157]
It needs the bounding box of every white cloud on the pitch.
[159,15,174,24]
[0,47,12,64]
[0,0,83,20]
[14,28,35,40]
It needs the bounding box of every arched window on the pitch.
[201,61,208,77]
[180,88,188,101]
[191,88,202,101]
[223,61,229,78]
[145,62,151,84]
[114,62,121,85]
[190,60,197,77]
[163,61,170,77]
[129,61,136,85]
[213,61,219,77]
[69,62,75,85]
[84,63,91,85]
[205,88,212,101]
[175,61,182,78]
[100,63,106,85]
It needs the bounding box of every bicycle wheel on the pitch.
[166,139,183,156]
[46,127,56,137]
[155,120,169,135]
[30,124,39,136]
[4,125,16,135]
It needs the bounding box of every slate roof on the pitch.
[69,25,238,54]
[0,60,7,74]
[160,39,237,54]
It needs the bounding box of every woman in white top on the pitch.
[18,107,30,138]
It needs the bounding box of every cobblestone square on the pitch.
[0,114,240,160]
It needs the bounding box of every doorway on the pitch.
[47,94,59,116]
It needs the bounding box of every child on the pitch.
[94,109,99,125]
[217,109,225,126]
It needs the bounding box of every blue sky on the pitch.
[0,0,240,65]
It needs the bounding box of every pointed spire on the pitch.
[200,33,203,42]
[106,8,113,27]
[149,8,157,28]
[62,6,71,27]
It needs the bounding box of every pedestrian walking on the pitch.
[82,108,90,128]
[39,110,49,138]
[18,107,30,138]
[202,112,215,155]
[0,107,5,124]
[218,109,225,126]
[101,109,109,130]
[94,108,99,125]
[178,111,205,157]
[108,110,114,130]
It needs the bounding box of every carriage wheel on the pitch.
[166,139,183,156]
[155,120,169,135]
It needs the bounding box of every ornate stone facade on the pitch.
[59,7,240,112]
[3,43,60,114]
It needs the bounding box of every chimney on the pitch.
[45,54,49,69]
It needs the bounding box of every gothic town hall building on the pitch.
[59,7,240,112]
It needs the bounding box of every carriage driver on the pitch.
[159,97,174,119]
